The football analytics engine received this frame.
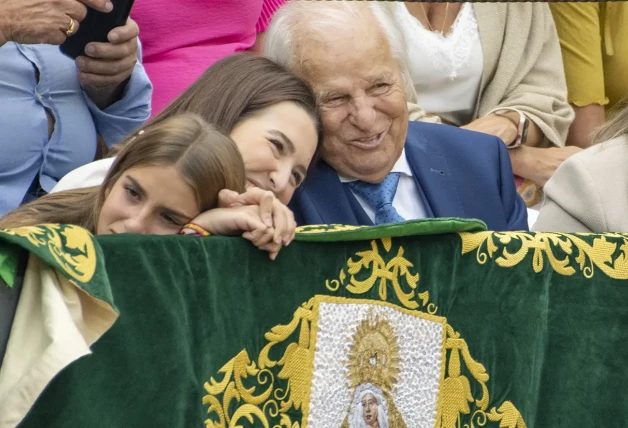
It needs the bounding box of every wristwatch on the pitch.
[485,107,530,149]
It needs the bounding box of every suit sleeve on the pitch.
[495,138,529,231]
[288,188,310,226]
[532,155,602,233]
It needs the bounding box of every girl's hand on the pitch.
[219,188,296,249]
[186,189,296,260]
[187,205,267,237]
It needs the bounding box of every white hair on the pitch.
[264,1,417,103]
[348,383,390,428]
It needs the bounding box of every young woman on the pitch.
[0,114,287,257]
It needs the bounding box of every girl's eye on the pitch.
[125,186,140,200]
[161,213,179,225]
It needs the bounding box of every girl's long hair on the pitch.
[0,114,245,232]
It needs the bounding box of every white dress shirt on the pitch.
[339,149,429,223]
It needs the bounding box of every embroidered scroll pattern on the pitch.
[0,224,97,282]
[203,299,315,428]
[326,238,437,314]
[441,325,526,428]
[459,231,628,279]
[203,238,526,428]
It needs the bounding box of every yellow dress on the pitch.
[550,2,628,112]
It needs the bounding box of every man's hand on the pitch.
[78,19,139,109]
[0,0,113,46]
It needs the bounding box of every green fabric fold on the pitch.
[0,242,18,288]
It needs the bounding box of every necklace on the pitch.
[419,2,450,34]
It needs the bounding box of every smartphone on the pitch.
[59,0,136,59]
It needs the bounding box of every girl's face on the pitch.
[97,165,200,235]
[230,101,318,204]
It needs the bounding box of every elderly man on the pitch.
[264,1,528,231]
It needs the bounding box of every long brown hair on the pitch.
[0,114,245,232]
[592,98,628,144]
[113,53,322,157]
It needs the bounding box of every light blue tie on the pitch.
[349,173,406,225]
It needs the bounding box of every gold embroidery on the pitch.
[0,224,97,282]
[459,231,628,279]
[203,239,526,428]
[204,300,315,428]
[341,309,407,428]
[326,238,434,312]
[296,224,366,234]
[346,310,400,393]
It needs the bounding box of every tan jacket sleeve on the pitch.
[533,149,606,233]
[475,3,574,147]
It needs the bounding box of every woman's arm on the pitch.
[550,3,608,149]
[566,105,606,148]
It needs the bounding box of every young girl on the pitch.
[0,114,281,255]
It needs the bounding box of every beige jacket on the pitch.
[533,135,628,233]
[391,3,574,146]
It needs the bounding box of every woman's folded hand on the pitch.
[187,188,297,260]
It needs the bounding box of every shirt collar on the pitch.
[338,148,412,183]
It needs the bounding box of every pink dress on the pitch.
[131,0,285,116]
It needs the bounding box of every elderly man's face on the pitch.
[300,29,408,183]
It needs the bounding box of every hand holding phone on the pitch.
[75,18,139,109]
[60,0,135,59]
[0,0,114,46]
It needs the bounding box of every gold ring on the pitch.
[65,18,76,36]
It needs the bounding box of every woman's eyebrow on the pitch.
[268,129,295,154]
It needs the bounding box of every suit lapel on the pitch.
[299,162,373,226]
[405,125,467,218]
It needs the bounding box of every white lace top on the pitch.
[394,3,484,126]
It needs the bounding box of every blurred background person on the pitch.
[131,0,285,116]
[383,2,577,213]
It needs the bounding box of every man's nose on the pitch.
[349,96,377,131]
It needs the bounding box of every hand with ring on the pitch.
[0,0,114,46]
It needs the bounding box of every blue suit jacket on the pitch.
[289,121,528,231]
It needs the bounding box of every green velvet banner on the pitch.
[4,220,628,428]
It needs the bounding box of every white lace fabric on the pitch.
[395,3,484,125]
[396,3,479,79]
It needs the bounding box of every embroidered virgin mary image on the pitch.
[340,311,408,428]
[348,384,390,428]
